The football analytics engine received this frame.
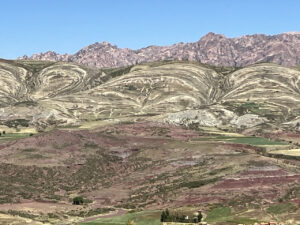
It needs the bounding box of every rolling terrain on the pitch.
[0,59,299,224]
[0,59,299,132]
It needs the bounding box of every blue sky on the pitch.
[0,0,299,59]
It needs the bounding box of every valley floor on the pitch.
[0,120,299,224]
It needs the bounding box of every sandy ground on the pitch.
[0,213,46,225]
[0,201,81,213]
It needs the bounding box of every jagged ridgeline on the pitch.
[0,59,299,129]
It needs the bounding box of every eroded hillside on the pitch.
[0,60,299,224]
[0,59,299,133]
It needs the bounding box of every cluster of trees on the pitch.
[160,209,202,223]
[0,131,5,136]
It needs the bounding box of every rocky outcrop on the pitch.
[18,32,300,68]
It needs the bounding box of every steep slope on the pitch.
[53,63,222,118]
[19,32,300,68]
[0,59,299,131]
[222,63,300,118]
[0,61,28,105]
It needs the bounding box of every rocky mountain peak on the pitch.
[18,32,300,67]
[199,32,226,41]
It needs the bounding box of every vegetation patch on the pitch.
[67,208,115,217]
[205,207,232,222]
[84,142,99,149]
[21,148,37,153]
[266,203,297,214]
[178,177,220,189]
[215,136,287,146]
[4,210,38,219]
[234,102,266,116]
[80,210,160,225]
[1,119,30,128]
[25,153,46,159]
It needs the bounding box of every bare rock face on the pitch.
[20,51,71,62]
[18,32,300,68]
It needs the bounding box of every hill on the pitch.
[19,32,300,68]
[0,59,299,133]
[0,59,299,224]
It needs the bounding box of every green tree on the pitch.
[160,210,166,222]
[165,209,169,218]
[72,196,84,205]
[198,212,203,222]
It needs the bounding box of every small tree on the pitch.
[2,131,5,135]
[197,212,203,222]
[160,210,166,222]
[72,196,84,205]
[165,208,169,218]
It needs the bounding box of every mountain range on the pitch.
[0,33,300,224]
[18,32,300,68]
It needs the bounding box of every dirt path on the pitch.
[80,208,127,223]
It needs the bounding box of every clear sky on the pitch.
[1,0,299,59]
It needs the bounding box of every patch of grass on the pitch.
[26,153,46,159]
[84,142,99,149]
[215,136,287,146]
[21,148,36,153]
[235,102,266,116]
[206,207,232,222]
[266,203,297,214]
[227,217,258,224]
[80,210,160,225]
[0,133,31,144]
[102,65,133,78]
[67,208,114,217]
[178,177,220,189]
[194,135,287,146]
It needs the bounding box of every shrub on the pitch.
[73,196,84,205]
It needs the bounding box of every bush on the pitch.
[3,119,29,128]
[73,196,84,205]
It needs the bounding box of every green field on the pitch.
[266,203,297,214]
[205,207,258,224]
[0,133,31,142]
[206,207,232,222]
[195,136,287,146]
[80,211,161,225]
[80,208,258,225]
